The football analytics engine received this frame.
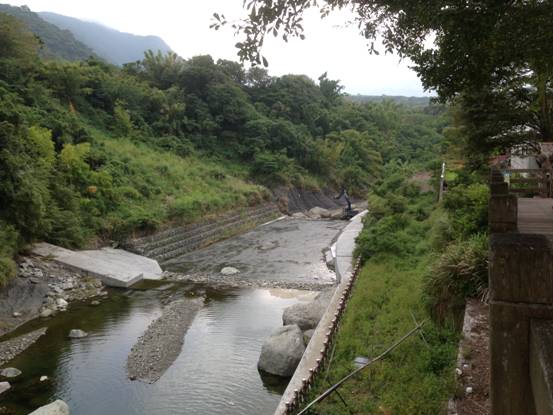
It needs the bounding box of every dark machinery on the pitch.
[335,188,358,220]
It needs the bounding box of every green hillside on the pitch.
[0,4,95,61]
[0,12,446,284]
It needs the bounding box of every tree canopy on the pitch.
[218,1,553,157]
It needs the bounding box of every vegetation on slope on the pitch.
[302,159,489,413]
[0,12,446,286]
[0,4,95,61]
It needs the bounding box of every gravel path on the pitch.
[127,297,204,383]
[0,327,47,366]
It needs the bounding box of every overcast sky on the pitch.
[7,0,429,96]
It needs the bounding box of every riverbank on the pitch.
[0,256,107,338]
[302,254,458,414]
[0,255,108,371]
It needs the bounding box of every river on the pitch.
[0,218,345,415]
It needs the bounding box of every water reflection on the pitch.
[1,285,310,415]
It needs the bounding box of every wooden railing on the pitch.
[502,168,553,197]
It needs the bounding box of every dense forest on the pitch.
[0,11,447,284]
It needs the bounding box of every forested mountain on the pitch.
[0,4,95,61]
[38,11,172,65]
[0,12,446,285]
[346,94,430,107]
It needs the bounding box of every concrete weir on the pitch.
[32,242,163,287]
[274,210,367,415]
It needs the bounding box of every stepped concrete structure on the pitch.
[32,243,163,288]
[127,203,281,264]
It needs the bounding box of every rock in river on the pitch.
[28,399,70,415]
[258,324,305,377]
[68,329,88,339]
[282,289,333,330]
[0,367,21,378]
[220,266,240,275]
[0,381,10,395]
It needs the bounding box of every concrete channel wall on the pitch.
[274,210,367,415]
[126,203,280,265]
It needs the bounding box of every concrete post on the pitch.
[489,233,553,415]
[489,168,518,233]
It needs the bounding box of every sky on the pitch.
[6,0,430,96]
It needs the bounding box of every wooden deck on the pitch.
[518,198,553,234]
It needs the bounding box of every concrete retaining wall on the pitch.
[126,203,280,264]
[274,211,367,414]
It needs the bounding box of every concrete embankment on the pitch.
[274,210,367,415]
[31,243,163,287]
[126,203,281,265]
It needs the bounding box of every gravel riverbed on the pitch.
[127,296,204,383]
[0,328,47,366]
[164,272,335,291]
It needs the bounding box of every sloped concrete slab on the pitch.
[32,243,163,288]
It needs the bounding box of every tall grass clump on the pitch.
[424,233,488,327]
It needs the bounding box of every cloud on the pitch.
[7,0,429,95]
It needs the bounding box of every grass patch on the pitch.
[305,254,458,414]
[87,135,270,241]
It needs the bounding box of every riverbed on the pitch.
[0,218,345,414]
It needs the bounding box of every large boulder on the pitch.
[308,207,331,219]
[29,400,70,415]
[282,289,333,330]
[258,325,305,377]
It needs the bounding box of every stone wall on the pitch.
[488,168,553,415]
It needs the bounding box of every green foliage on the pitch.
[424,234,489,327]
[0,11,40,62]
[443,183,489,239]
[0,222,19,286]
[307,254,457,414]
[251,151,296,185]
[356,165,433,260]
[0,16,445,286]
[113,101,133,136]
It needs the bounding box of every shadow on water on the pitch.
[0,283,306,415]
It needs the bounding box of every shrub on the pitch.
[0,222,19,285]
[356,215,418,259]
[423,233,488,327]
[443,183,489,239]
[367,193,390,220]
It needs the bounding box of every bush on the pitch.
[443,183,489,239]
[423,233,488,327]
[0,222,19,285]
[356,215,419,259]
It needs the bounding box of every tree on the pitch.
[218,1,553,153]
[318,72,344,107]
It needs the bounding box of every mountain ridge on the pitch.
[0,3,95,61]
[38,11,172,65]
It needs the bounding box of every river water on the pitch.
[0,219,345,415]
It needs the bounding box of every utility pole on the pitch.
[438,161,446,202]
